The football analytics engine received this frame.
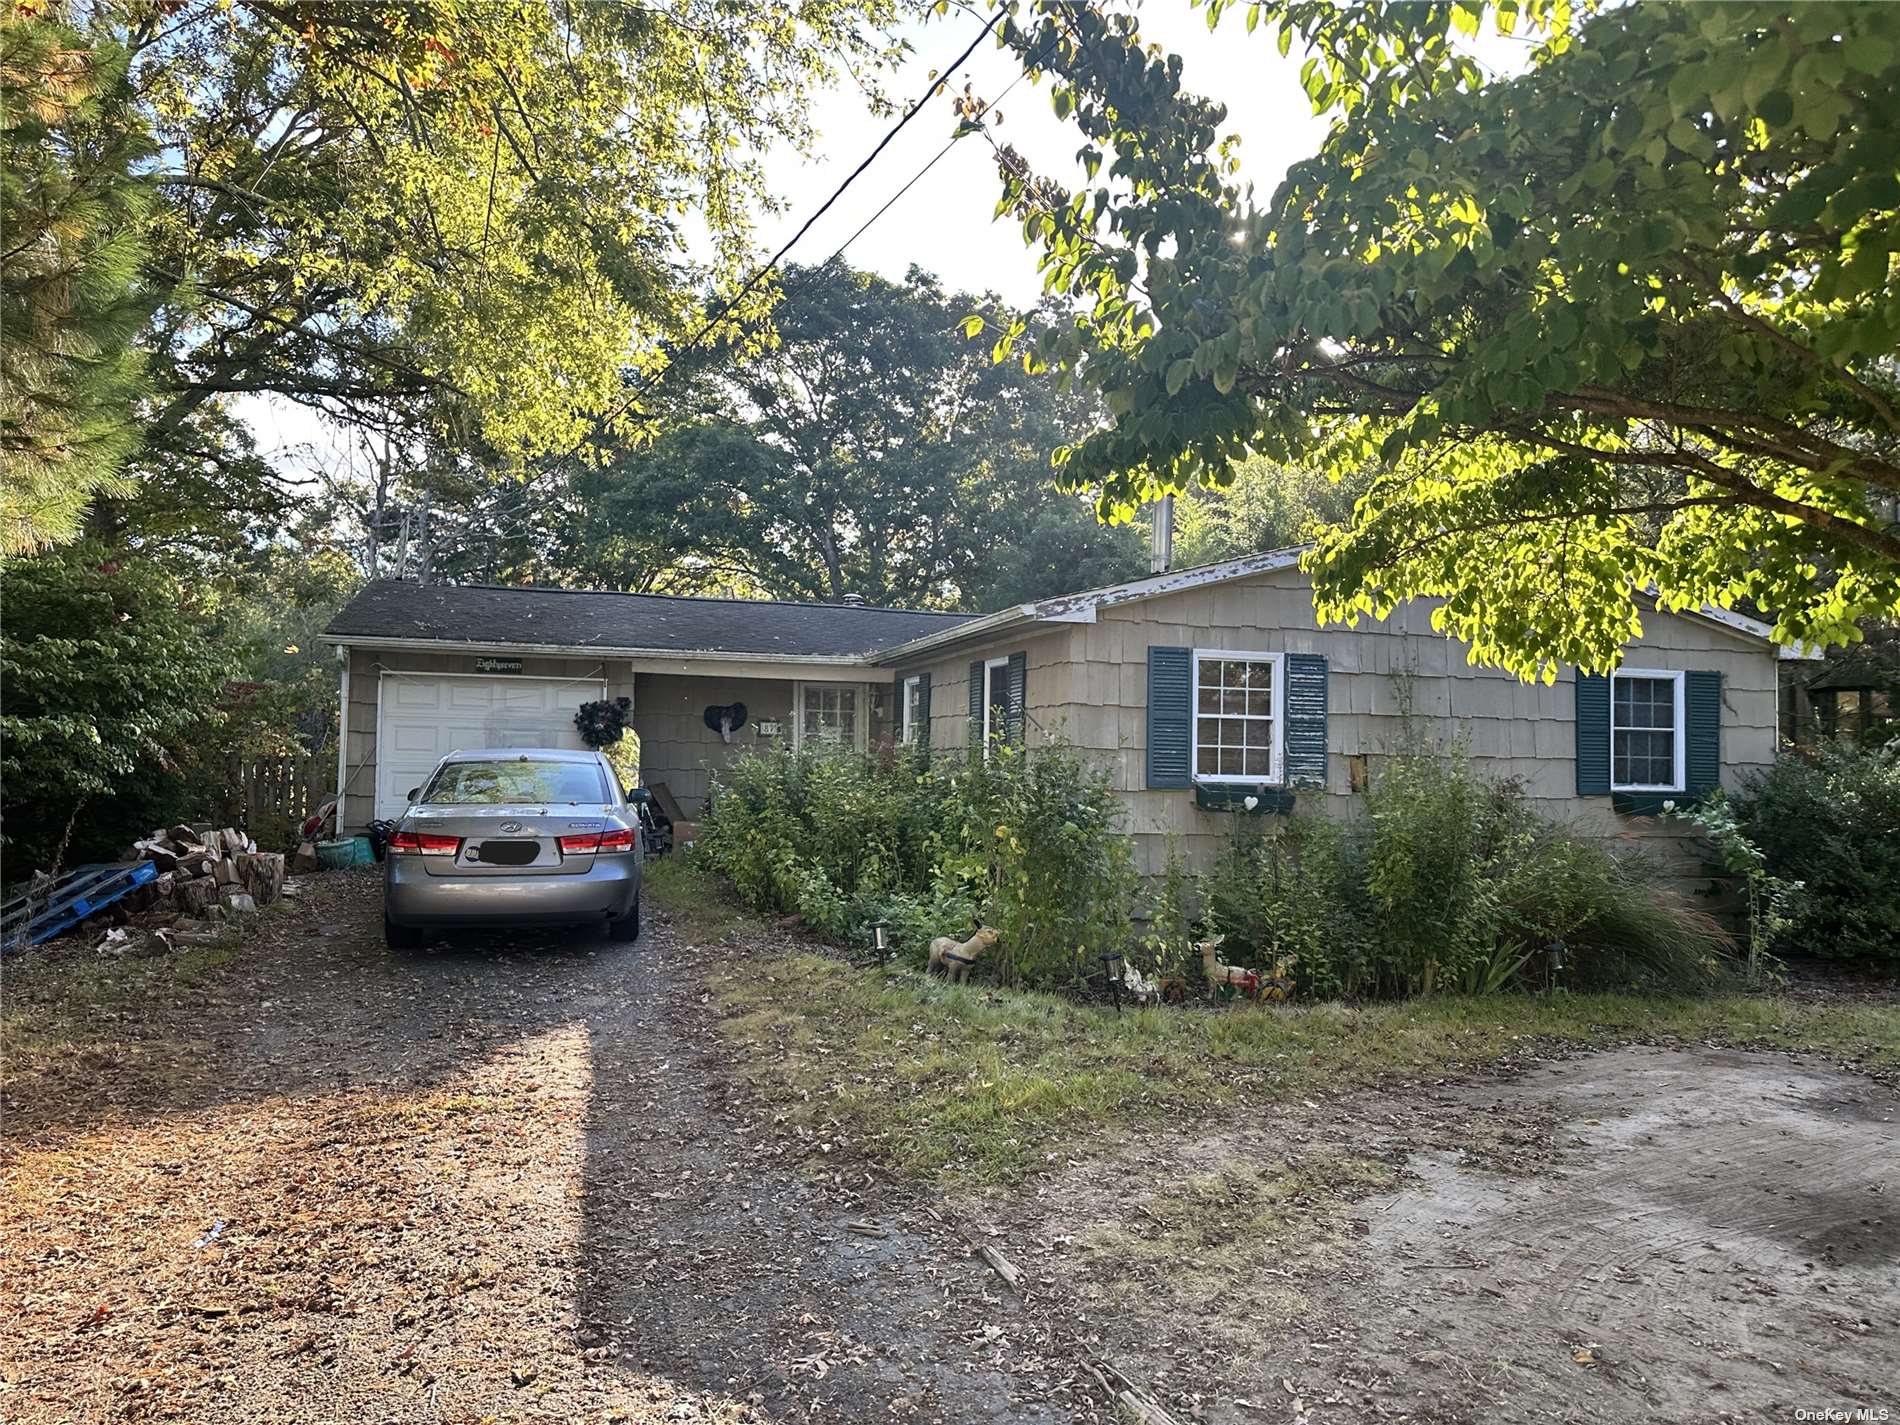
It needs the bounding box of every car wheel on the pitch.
[608,892,641,943]
[384,914,424,950]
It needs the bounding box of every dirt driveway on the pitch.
[2,874,1091,1424]
[4,873,1895,1423]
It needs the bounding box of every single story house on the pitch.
[322,553,1805,874]
[320,581,972,827]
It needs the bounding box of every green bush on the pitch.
[699,731,1736,1000]
[0,546,234,872]
[1732,745,1900,966]
[1200,745,1733,997]
[698,738,1136,988]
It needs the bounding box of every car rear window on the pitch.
[423,759,608,805]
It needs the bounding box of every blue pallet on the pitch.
[0,861,159,952]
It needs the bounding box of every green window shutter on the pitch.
[1283,653,1328,788]
[1575,673,1610,796]
[968,660,983,748]
[917,671,932,749]
[1146,645,1192,789]
[1685,670,1721,796]
[891,675,903,743]
[1005,651,1027,746]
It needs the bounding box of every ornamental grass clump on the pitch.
[1197,742,1733,998]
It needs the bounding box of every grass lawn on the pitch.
[650,864,1900,1188]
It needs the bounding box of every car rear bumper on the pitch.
[385,854,640,927]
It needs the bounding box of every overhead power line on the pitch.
[558,7,1007,467]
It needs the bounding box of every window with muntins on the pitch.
[901,676,925,745]
[1611,670,1684,791]
[801,685,859,746]
[1192,651,1284,783]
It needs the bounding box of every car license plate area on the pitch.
[474,839,540,866]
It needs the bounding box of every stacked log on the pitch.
[124,824,287,921]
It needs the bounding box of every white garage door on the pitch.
[375,673,605,820]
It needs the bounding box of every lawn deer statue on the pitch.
[928,927,999,984]
[1197,934,1260,999]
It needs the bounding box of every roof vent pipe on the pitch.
[839,592,866,607]
[1150,493,1174,574]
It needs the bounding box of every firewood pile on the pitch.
[123,824,288,918]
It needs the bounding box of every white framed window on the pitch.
[1611,668,1685,792]
[1192,650,1284,784]
[901,675,925,745]
[795,682,864,750]
[981,655,1010,758]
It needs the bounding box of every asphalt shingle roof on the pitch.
[323,580,975,659]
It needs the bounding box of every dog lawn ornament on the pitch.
[1198,934,1261,999]
[928,927,999,984]
[703,702,749,744]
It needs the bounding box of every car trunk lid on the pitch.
[403,806,610,877]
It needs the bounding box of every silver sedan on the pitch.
[382,749,642,948]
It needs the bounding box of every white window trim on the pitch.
[1191,649,1286,786]
[1610,667,1686,793]
[901,674,924,746]
[792,680,867,752]
[980,656,1010,759]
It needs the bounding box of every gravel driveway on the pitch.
[2,873,1095,1424]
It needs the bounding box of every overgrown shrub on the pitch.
[699,729,1737,1000]
[1200,744,1733,997]
[697,738,1136,988]
[1731,745,1900,966]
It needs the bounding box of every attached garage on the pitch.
[323,582,974,834]
[373,671,606,820]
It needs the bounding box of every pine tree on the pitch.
[0,9,152,557]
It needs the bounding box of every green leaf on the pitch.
[1166,358,1194,395]
[961,315,986,338]
[1757,89,1793,127]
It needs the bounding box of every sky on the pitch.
[238,5,1531,477]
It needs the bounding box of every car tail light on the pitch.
[557,827,637,855]
[388,830,460,856]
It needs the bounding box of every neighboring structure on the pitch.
[1779,625,1898,747]
[323,557,1804,874]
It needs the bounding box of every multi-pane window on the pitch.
[901,676,925,745]
[1192,651,1283,783]
[800,684,859,747]
[982,657,1011,755]
[1611,670,1683,791]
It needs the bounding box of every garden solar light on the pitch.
[871,919,890,964]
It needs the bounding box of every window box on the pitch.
[1194,783,1296,815]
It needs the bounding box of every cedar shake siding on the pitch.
[888,565,1778,878]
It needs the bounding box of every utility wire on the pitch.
[557,6,1007,467]
[469,23,1048,549]
[465,32,1048,558]
[820,37,1049,269]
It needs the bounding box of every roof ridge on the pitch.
[364,578,970,619]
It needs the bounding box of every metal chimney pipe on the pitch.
[1149,494,1175,574]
